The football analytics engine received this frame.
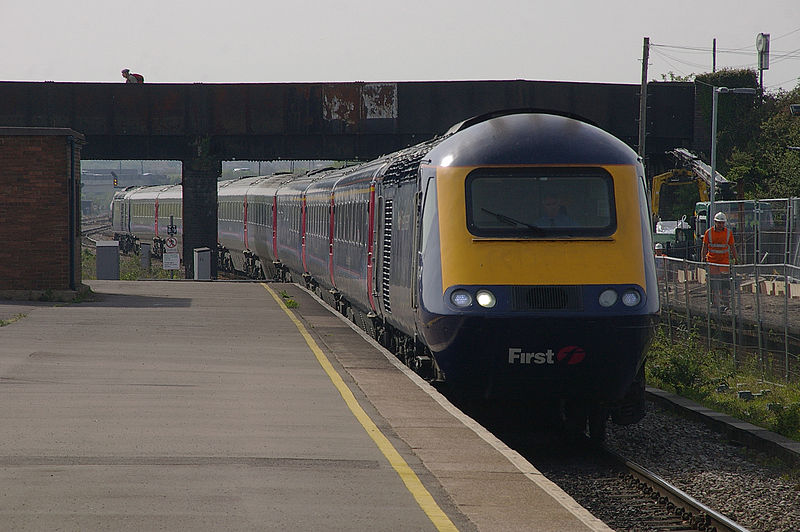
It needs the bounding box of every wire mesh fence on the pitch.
[656,197,800,384]
[657,257,800,384]
[699,198,800,267]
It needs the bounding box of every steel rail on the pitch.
[606,447,751,532]
[81,224,112,247]
[81,223,111,236]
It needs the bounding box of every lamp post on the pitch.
[709,87,758,225]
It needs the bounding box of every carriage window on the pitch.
[465,168,616,237]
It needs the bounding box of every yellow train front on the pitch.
[415,112,659,424]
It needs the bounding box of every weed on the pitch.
[81,248,96,279]
[38,289,54,302]
[647,329,717,397]
[647,326,800,442]
[83,245,184,281]
[279,290,299,308]
[0,313,26,327]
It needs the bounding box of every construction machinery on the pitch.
[651,149,735,259]
[651,148,734,221]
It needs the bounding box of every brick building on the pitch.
[0,128,85,295]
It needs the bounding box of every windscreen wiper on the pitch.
[481,208,541,230]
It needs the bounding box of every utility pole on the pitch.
[638,37,649,160]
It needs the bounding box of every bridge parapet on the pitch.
[0,80,695,161]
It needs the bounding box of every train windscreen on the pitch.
[465,168,616,237]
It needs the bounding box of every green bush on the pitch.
[647,327,800,442]
[772,404,800,440]
[647,330,718,397]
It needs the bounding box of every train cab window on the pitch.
[420,177,437,252]
[465,168,616,238]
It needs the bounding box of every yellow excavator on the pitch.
[651,148,734,221]
[651,149,734,259]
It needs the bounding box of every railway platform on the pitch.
[0,280,610,531]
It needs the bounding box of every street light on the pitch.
[709,87,758,225]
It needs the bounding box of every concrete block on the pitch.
[775,282,786,296]
[760,281,775,295]
[789,283,800,299]
[740,280,756,294]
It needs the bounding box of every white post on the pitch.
[710,87,719,225]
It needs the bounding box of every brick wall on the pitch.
[0,128,84,291]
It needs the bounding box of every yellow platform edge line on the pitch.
[261,284,458,532]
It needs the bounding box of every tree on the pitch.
[660,71,695,82]
[714,85,800,198]
[694,69,761,178]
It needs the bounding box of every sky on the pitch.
[2,0,799,93]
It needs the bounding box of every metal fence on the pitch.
[700,198,800,267]
[657,257,800,383]
[656,198,800,383]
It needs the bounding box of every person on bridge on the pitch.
[700,211,738,312]
[121,69,144,83]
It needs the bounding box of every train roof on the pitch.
[430,111,639,168]
[125,183,180,200]
[445,108,600,134]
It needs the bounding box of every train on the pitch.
[111,110,660,438]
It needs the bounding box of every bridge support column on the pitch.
[182,154,220,279]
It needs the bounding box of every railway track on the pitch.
[442,392,797,532]
[606,447,749,532]
[498,435,750,532]
[81,217,112,246]
[81,222,111,235]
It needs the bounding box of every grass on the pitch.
[82,247,185,281]
[646,327,800,442]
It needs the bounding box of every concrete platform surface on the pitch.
[0,280,610,531]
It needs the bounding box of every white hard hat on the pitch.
[714,212,727,222]
[655,243,663,250]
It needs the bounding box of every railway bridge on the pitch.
[0,80,696,276]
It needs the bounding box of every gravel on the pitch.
[605,401,800,532]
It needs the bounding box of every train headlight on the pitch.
[476,289,496,308]
[450,290,472,308]
[622,290,641,307]
[598,289,618,307]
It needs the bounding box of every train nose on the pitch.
[425,315,655,401]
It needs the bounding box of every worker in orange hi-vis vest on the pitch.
[700,211,738,311]
[654,243,666,282]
